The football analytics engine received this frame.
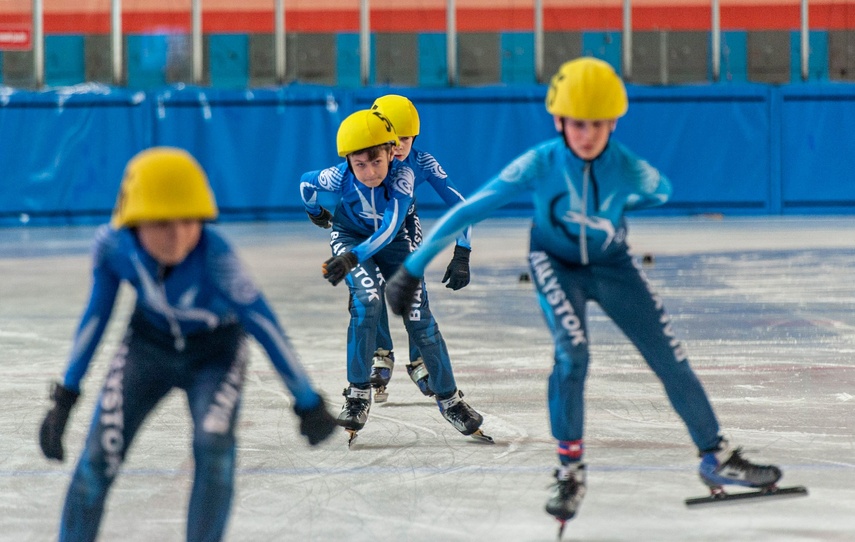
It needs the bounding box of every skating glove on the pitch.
[386,268,422,317]
[442,245,471,291]
[307,207,332,229]
[322,251,358,286]
[39,382,80,462]
[294,398,337,446]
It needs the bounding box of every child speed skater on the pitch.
[300,109,492,446]
[367,94,473,403]
[38,147,337,541]
[384,57,785,526]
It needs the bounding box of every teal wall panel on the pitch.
[45,35,85,86]
[209,34,249,89]
[501,32,535,84]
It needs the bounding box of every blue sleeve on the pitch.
[207,236,321,409]
[63,227,122,393]
[300,164,344,216]
[417,151,472,249]
[405,149,537,277]
[624,155,672,211]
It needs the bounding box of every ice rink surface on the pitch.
[2,216,854,541]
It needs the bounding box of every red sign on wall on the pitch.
[0,27,32,51]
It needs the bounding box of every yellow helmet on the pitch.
[371,94,420,138]
[111,147,218,228]
[545,57,628,120]
[336,109,399,157]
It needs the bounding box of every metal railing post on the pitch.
[360,0,370,86]
[112,0,123,85]
[711,0,720,82]
[800,0,809,81]
[622,0,632,79]
[192,0,203,84]
[32,0,44,87]
[534,0,544,83]
[447,0,458,86]
[275,0,286,84]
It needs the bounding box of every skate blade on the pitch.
[345,428,359,448]
[469,429,495,444]
[556,519,567,541]
[373,387,389,403]
[685,485,808,507]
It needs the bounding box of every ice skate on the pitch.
[337,385,371,447]
[545,463,586,540]
[436,390,493,443]
[698,439,782,491]
[369,349,394,403]
[687,439,808,506]
[405,357,434,397]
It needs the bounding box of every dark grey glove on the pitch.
[307,207,332,228]
[322,251,358,286]
[386,268,422,316]
[39,382,80,461]
[442,245,471,290]
[294,397,337,446]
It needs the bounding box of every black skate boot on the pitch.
[546,463,586,537]
[337,385,371,446]
[699,439,782,490]
[405,357,433,397]
[369,349,394,403]
[436,390,493,443]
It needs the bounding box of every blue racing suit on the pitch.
[299,160,459,398]
[375,148,472,364]
[59,225,321,542]
[403,137,722,461]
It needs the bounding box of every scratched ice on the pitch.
[2,216,853,541]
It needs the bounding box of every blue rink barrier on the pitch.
[3,82,855,226]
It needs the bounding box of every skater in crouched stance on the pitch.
[385,58,782,523]
[300,109,491,445]
[366,94,473,403]
[38,147,337,541]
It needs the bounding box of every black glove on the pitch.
[294,398,337,446]
[386,268,422,317]
[307,207,332,228]
[322,251,358,286]
[39,382,80,461]
[442,245,471,291]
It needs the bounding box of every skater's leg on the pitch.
[594,255,720,452]
[528,251,591,460]
[61,332,172,541]
[184,328,248,542]
[370,264,396,401]
[402,207,425,380]
[343,259,385,387]
[528,250,591,523]
[397,282,456,398]
[375,237,456,398]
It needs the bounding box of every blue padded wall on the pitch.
[779,84,855,212]
[152,85,343,219]
[5,83,855,225]
[0,87,152,225]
